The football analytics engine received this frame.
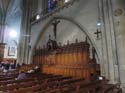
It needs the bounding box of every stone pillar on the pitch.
[0,25,5,43]
[17,0,32,64]
[38,0,42,14]
[100,0,118,83]
[112,0,125,90]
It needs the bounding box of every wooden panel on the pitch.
[33,41,100,80]
[0,43,6,61]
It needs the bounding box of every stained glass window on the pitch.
[48,0,58,12]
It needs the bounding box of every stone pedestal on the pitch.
[0,43,6,61]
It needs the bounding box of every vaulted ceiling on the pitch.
[0,0,22,26]
[0,0,22,43]
[0,0,10,24]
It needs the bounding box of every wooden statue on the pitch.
[46,35,58,51]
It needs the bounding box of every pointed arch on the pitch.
[30,16,101,64]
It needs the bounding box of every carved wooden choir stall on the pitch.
[33,37,100,80]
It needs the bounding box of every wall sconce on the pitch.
[97,21,101,27]
[36,14,41,20]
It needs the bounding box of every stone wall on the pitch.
[28,0,125,89]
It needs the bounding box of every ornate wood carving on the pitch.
[33,39,100,80]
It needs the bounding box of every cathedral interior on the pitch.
[0,0,125,92]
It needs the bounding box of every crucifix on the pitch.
[94,29,101,39]
[52,19,60,39]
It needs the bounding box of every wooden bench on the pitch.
[8,85,41,93]
[0,72,122,93]
[0,78,34,86]
[0,77,14,81]
[0,80,42,92]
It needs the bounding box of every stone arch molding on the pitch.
[30,16,101,64]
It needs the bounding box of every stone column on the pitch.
[17,0,32,64]
[112,0,125,90]
[100,0,118,83]
[38,0,42,14]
